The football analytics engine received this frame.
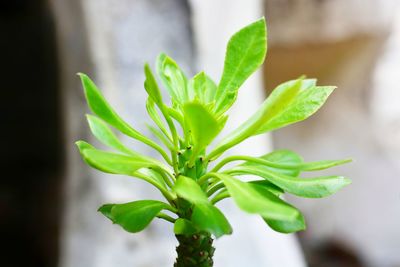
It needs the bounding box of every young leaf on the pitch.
[183,102,226,159]
[157,53,188,105]
[247,181,305,233]
[213,173,299,221]
[215,18,267,113]
[79,73,170,162]
[173,176,209,204]
[242,149,303,177]
[255,85,335,134]
[208,79,333,160]
[86,114,138,156]
[248,180,284,197]
[76,144,151,175]
[146,97,172,141]
[144,63,163,105]
[191,72,217,104]
[98,200,170,233]
[300,158,352,171]
[229,165,351,198]
[192,203,232,238]
[264,210,306,233]
[174,218,198,235]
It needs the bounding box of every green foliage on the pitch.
[76,17,351,249]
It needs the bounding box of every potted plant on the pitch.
[76,18,351,267]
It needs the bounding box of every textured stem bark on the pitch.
[174,232,215,267]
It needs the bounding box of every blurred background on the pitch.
[1,0,400,266]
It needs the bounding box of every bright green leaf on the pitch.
[144,63,163,105]
[183,102,226,158]
[191,72,217,104]
[146,97,172,141]
[86,114,138,156]
[76,145,151,175]
[214,173,299,221]
[215,18,267,113]
[243,149,303,177]
[300,158,352,171]
[98,200,169,233]
[248,180,284,197]
[173,176,209,204]
[230,165,351,198]
[79,73,145,140]
[192,203,232,238]
[174,218,198,235]
[157,53,188,104]
[256,85,335,134]
[264,210,306,233]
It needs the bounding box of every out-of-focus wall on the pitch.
[264,1,400,266]
[54,0,305,266]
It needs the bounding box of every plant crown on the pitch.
[76,18,351,238]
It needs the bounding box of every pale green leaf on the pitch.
[157,53,188,104]
[243,149,303,177]
[208,79,332,160]
[173,176,209,204]
[191,72,217,104]
[174,218,198,235]
[146,97,172,141]
[264,210,306,233]
[192,203,232,238]
[144,63,163,105]
[300,158,352,171]
[215,18,267,113]
[256,85,335,134]
[98,200,169,233]
[86,114,138,156]
[76,144,151,175]
[79,73,146,140]
[230,165,351,198]
[214,173,299,221]
[183,102,226,157]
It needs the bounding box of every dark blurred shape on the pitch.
[0,0,62,266]
[301,239,364,267]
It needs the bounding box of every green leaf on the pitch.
[183,102,226,158]
[79,73,146,140]
[76,144,151,175]
[174,218,198,235]
[264,211,306,233]
[147,124,174,151]
[300,158,352,171]
[248,180,284,197]
[98,200,169,233]
[173,176,209,204]
[144,63,163,105]
[230,165,351,198]
[215,18,267,113]
[243,149,303,177]
[79,73,171,162]
[86,114,137,156]
[256,85,335,134]
[192,203,232,238]
[136,168,168,191]
[157,53,188,104]
[214,173,299,221]
[246,181,305,233]
[146,97,172,141]
[208,79,333,160]
[191,72,217,104]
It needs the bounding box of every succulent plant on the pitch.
[76,18,351,267]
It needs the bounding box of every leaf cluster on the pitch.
[76,18,351,238]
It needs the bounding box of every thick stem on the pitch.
[174,232,215,267]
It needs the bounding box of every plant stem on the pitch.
[174,232,215,267]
